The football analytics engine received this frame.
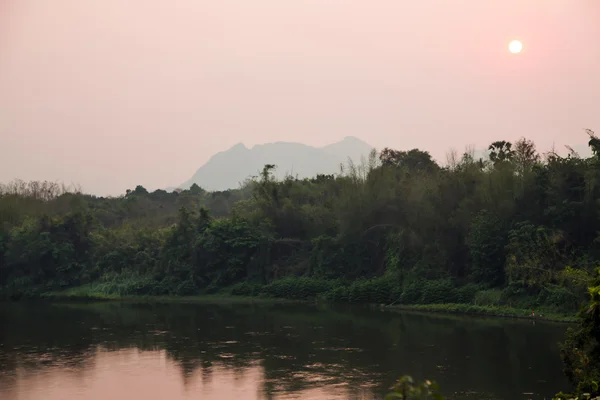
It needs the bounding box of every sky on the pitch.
[0,0,599,196]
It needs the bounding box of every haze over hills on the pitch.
[179,136,374,191]
[176,135,594,193]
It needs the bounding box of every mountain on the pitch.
[179,136,374,191]
[321,136,375,164]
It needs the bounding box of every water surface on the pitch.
[0,301,570,399]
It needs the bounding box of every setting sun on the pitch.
[509,40,523,54]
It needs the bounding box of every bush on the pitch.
[89,272,160,296]
[262,277,336,300]
[537,284,581,313]
[455,283,480,304]
[473,289,502,306]
[325,285,350,302]
[153,276,181,295]
[229,281,264,297]
[203,283,220,295]
[175,279,198,296]
[400,280,423,304]
[347,276,400,304]
[420,280,458,304]
[500,281,538,309]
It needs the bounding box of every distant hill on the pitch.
[179,136,374,191]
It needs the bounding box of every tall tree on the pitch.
[488,141,514,165]
[513,137,539,174]
[379,148,439,173]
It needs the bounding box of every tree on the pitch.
[557,270,600,398]
[504,222,568,289]
[188,183,205,195]
[379,148,439,173]
[488,141,514,165]
[466,210,507,286]
[132,185,149,195]
[587,129,600,158]
[513,137,539,174]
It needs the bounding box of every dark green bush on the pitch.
[347,276,399,304]
[229,281,264,297]
[262,277,336,300]
[473,289,502,306]
[500,281,538,308]
[175,279,198,296]
[154,276,182,295]
[400,280,423,304]
[537,284,581,313]
[420,280,457,304]
[325,285,350,302]
[455,283,480,304]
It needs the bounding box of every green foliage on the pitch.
[473,289,502,306]
[386,375,444,400]
[466,210,507,286]
[559,278,600,395]
[556,268,600,399]
[455,283,480,303]
[195,216,272,286]
[261,277,336,300]
[228,281,264,297]
[1,134,599,317]
[379,148,440,174]
[488,140,515,165]
[419,280,459,304]
[346,276,400,304]
[505,221,575,298]
[87,272,161,296]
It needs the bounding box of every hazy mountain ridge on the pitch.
[179,136,374,191]
[177,137,592,192]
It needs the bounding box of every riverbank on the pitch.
[382,303,576,323]
[39,289,299,306]
[37,285,577,323]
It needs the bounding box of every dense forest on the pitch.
[2,132,600,316]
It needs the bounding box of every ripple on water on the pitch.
[316,347,364,352]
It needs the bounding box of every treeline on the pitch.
[0,180,251,229]
[1,133,600,312]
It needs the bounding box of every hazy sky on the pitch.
[1,1,599,195]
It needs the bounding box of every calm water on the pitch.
[0,301,570,400]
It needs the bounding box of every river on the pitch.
[0,301,570,399]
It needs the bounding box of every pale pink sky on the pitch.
[0,0,599,195]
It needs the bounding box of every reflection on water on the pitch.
[0,301,570,399]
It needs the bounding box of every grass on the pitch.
[41,284,577,323]
[42,285,300,305]
[382,303,577,323]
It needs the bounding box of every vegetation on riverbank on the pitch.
[41,280,575,322]
[2,133,600,322]
[42,285,301,305]
[386,376,444,400]
[392,273,600,399]
[552,271,600,399]
[385,303,576,323]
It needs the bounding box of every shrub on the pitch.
[229,281,264,297]
[347,276,399,304]
[420,280,458,304]
[325,285,350,303]
[537,284,581,313]
[175,279,198,296]
[89,272,160,296]
[262,277,336,300]
[455,283,480,304]
[473,289,502,306]
[400,280,423,304]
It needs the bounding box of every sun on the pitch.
[509,40,523,54]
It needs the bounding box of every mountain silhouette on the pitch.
[179,136,374,191]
